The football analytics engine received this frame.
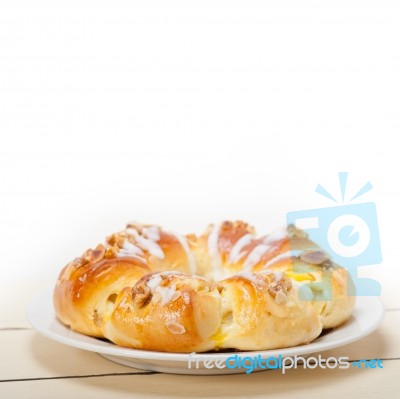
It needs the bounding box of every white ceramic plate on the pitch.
[26,289,384,375]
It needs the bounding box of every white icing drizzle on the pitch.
[242,243,270,270]
[229,234,253,263]
[259,269,283,281]
[116,239,146,260]
[167,230,197,274]
[207,222,223,280]
[272,271,283,281]
[158,271,185,276]
[241,227,288,270]
[128,227,165,259]
[263,227,288,246]
[264,250,303,268]
[142,226,160,241]
[214,271,231,281]
[236,271,258,283]
[123,240,144,255]
[146,273,184,306]
[156,286,180,306]
[183,292,190,304]
[126,227,137,236]
[116,251,146,261]
[146,274,163,293]
[160,271,208,282]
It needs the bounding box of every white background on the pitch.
[0,1,399,309]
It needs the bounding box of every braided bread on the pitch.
[54,221,355,352]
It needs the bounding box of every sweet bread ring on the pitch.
[54,221,355,352]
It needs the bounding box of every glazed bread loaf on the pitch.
[54,221,355,352]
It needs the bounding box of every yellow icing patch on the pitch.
[286,271,315,282]
[211,329,227,347]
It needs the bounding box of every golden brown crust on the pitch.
[54,221,355,352]
[217,273,323,350]
[105,273,222,352]
[54,248,150,336]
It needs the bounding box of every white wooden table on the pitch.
[1,280,399,398]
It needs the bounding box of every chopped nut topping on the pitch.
[268,275,292,297]
[300,250,329,265]
[321,259,334,269]
[70,257,89,269]
[221,221,234,231]
[287,224,308,239]
[165,321,186,335]
[87,244,106,263]
[104,246,118,259]
[275,290,288,305]
[132,283,152,307]
[106,233,125,248]
[92,309,102,326]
